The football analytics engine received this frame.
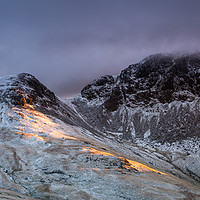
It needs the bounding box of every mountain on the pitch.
[0,54,200,199]
[72,53,200,142]
[0,73,102,136]
[72,53,200,182]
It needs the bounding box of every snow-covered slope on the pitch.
[0,93,200,199]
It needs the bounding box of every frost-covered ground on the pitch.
[1,67,200,199]
[0,103,200,200]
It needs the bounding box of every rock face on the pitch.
[72,53,200,143]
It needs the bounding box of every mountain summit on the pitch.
[0,73,100,134]
[82,53,200,105]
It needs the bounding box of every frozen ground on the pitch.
[0,103,200,200]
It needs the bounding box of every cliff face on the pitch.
[72,53,200,143]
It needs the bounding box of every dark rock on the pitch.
[81,75,114,100]
[104,86,123,112]
[72,53,200,143]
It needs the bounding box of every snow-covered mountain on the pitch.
[0,54,200,199]
[72,53,200,182]
[72,53,200,142]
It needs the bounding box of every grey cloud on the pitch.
[0,0,200,97]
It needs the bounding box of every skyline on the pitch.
[0,0,200,97]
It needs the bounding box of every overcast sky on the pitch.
[0,0,200,97]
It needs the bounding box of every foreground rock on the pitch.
[0,103,200,199]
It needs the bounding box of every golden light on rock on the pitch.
[8,92,167,176]
[82,147,167,175]
[8,93,78,141]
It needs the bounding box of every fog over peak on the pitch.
[0,0,200,97]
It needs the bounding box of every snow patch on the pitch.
[144,129,151,139]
